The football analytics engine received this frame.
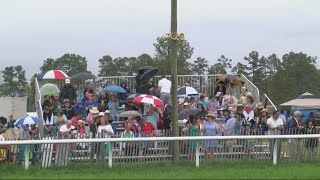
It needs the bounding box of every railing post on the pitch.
[195,141,200,167]
[25,144,29,170]
[273,139,278,165]
[108,142,113,168]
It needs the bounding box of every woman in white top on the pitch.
[97,116,114,138]
[96,115,114,161]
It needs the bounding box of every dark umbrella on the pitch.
[125,93,142,103]
[0,117,7,126]
[140,68,159,80]
[137,66,157,75]
[178,108,200,120]
[72,72,97,81]
[217,74,244,86]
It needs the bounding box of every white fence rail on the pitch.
[1,134,319,169]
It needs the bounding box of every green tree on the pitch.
[153,37,193,75]
[191,57,209,75]
[231,62,250,76]
[40,54,88,76]
[267,52,320,104]
[208,63,227,74]
[0,65,28,97]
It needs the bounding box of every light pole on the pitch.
[169,0,179,164]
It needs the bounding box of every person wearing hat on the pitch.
[255,108,269,134]
[60,79,76,104]
[203,113,220,160]
[83,92,98,114]
[86,107,100,138]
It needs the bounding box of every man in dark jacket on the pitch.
[60,79,76,104]
[287,111,305,161]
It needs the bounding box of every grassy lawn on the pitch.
[1,160,319,179]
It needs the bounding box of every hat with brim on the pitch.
[183,102,189,106]
[78,120,86,125]
[207,113,216,118]
[261,108,269,113]
[89,107,99,114]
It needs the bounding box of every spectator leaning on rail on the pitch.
[158,75,171,106]
[58,120,76,139]
[286,111,305,161]
[267,110,284,161]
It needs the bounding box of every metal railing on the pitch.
[240,74,260,102]
[1,128,319,169]
[263,94,277,112]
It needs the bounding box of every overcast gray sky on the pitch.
[1,0,320,79]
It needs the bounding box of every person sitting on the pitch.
[221,109,232,122]
[58,120,76,139]
[107,93,120,122]
[62,99,75,120]
[83,93,98,115]
[243,105,255,129]
[60,79,76,104]
[214,81,226,96]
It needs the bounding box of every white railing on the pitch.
[263,93,277,111]
[1,134,319,169]
[35,78,44,138]
[240,74,260,102]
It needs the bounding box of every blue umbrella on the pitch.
[103,85,127,94]
[14,115,40,126]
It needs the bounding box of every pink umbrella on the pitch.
[133,94,164,108]
[40,70,69,79]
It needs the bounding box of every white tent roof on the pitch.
[280,92,320,108]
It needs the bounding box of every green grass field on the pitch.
[1,160,319,179]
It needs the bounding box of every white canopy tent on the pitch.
[280,92,320,109]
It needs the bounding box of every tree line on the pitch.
[0,37,319,110]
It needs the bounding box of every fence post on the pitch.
[108,142,113,168]
[273,139,278,165]
[195,141,200,167]
[25,144,29,170]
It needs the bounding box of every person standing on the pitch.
[60,79,76,104]
[287,111,305,161]
[158,75,171,105]
[203,113,220,160]
[6,115,16,129]
[267,111,284,161]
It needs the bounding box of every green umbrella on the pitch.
[40,83,60,96]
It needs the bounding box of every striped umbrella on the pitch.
[133,94,163,108]
[40,70,69,79]
[14,115,40,126]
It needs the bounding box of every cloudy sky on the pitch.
[1,0,320,79]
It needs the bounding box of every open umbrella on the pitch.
[40,83,60,96]
[133,94,164,108]
[217,74,243,86]
[140,68,159,80]
[0,117,7,126]
[72,72,97,81]
[14,115,40,126]
[177,86,199,97]
[125,93,142,103]
[120,110,142,118]
[103,85,127,94]
[137,66,156,75]
[39,70,69,80]
[178,108,200,120]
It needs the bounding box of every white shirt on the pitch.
[279,114,286,124]
[158,78,171,93]
[267,117,284,129]
[243,111,254,122]
[97,125,114,138]
[59,124,75,133]
[0,134,5,141]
